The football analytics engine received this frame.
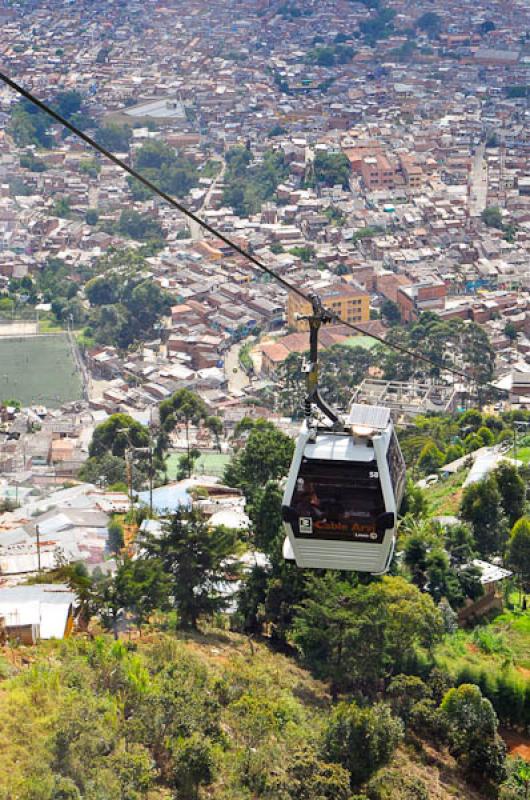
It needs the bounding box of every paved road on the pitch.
[469,143,488,217]
[224,342,250,393]
[190,159,225,241]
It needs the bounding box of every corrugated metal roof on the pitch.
[0,584,75,639]
[470,559,512,584]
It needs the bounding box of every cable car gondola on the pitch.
[281,295,406,574]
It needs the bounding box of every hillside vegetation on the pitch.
[0,631,500,800]
[3,405,530,799]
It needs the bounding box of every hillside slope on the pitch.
[0,629,492,800]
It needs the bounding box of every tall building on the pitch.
[287,281,370,332]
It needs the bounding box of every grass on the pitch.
[511,446,530,464]
[38,316,63,334]
[426,469,469,516]
[0,334,82,407]
[435,606,530,677]
[489,608,530,669]
[342,335,383,351]
[166,451,231,479]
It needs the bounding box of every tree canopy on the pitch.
[223,418,295,502]
[140,508,239,629]
[223,145,289,216]
[89,413,149,458]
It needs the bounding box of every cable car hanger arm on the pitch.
[298,293,340,427]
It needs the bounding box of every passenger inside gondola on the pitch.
[291,460,386,530]
[293,479,326,520]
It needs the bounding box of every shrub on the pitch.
[441,684,507,785]
[366,769,429,800]
[386,675,429,724]
[322,702,403,788]
[409,698,448,742]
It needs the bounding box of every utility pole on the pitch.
[125,447,134,517]
[148,444,153,517]
[35,523,41,573]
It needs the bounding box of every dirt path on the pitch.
[502,730,530,761]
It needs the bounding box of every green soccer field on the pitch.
[0,334,83,407]
[166,451,231,479]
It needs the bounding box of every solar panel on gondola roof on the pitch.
[346,404,391,431]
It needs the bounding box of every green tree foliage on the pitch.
[313,151,351,189]
[417,440,445,473]
[170,732,215,798]
[322,701,403,788]
[381,298,401,324]
[223,145,289,216]
[506,517,530,593]
[289,245,315,263]
[116,556,170,633]
[481,20,496,34]
[20,151,48,172]
[445,443,464,463]
[84,263,172,349]
[84,208,99,225]
[459,408,483,432]
[292,574,442,698]
[36,258,79,321]
[176,447,201,480]
[367,770,429,799]
[85,274,119,306]
[477,425,495,446]
[416,11,442,37]
[493,462,526,526]
[127,139,199,200]
[269,745,351,799]
[54,90,83,119]
[78,158,101,179]
[500,757,530,800]
[400,480,431,517]
[223,418,294,502]
[249,480,284,551]
[380,312,495,389]
[89,413,149,458]
[8,97,52,147]
[268,123,288,138]
[460,475,507,557]
[95,122,132,152]
[305,44,356,66]
[505,321,518,342]
[273,346,376,416]
[360,7,396,44]
[403,531,429,589]
[160,388,208,435]
[141,508,238,629]
[52,196,72,219]
[117,209,164,242]
[205,415,223,452]
[237,534,310,643]
[482,206,503,229]
[107,519,124,554]
[160,389,208,476]
[386,674,430,725]
[441,683,507,785]
[445,522,477,565]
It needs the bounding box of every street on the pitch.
[224,341,251,393]
[469,143,488,217]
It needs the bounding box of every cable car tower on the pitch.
[282,294,406,574]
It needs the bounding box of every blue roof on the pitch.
[137,483,191,513]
